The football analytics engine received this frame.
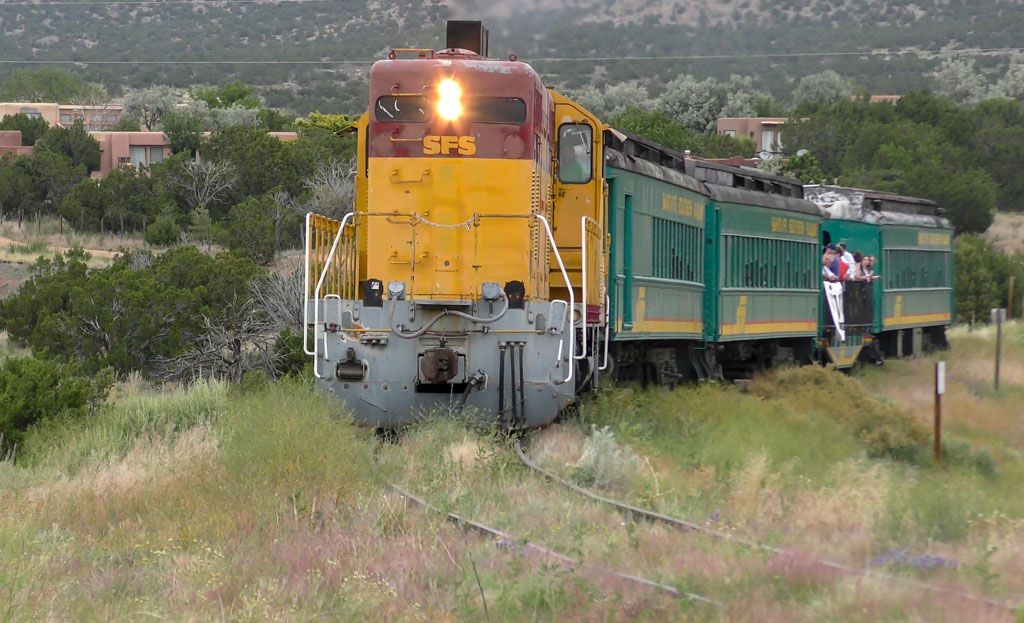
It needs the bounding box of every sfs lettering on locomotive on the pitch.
[423,135,477,155]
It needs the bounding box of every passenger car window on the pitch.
[374,96,430,122]
[558,124,592,184]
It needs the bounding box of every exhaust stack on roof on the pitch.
[446,20,489,56]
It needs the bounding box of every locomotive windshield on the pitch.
[375,96,430,122]
[466,97,527,124]
[374,95,527,124]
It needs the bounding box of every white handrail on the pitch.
[312,211,355,379]
[599,295,611,371]
[535,214,574,385]
[306,211,573,384]
[302,212,314,355]
[575,216,591,360]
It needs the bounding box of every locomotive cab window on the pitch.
[558,123,592,183]
[467,97,527,124]
[375,96,430,122]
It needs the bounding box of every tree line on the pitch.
[0,246,308,452]
[1,118,356,264]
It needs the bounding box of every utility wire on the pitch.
[527,47,1024,61]
[0,0,340,4]
[0,47,1021,66]
[0,59,370,64]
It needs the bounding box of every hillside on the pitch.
[1,0,1022,114]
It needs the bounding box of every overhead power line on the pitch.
[0,0,340,4]
[527,47,1024,61]
[0,46,1020,66]
[0,59,370,65]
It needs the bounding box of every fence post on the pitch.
[991,308,1006,391]
[1010,276,1016,319]
[934,361,945,464]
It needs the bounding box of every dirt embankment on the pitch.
[984,212,1024,255]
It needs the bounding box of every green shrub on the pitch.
[273,328,307,378]
[0,246,262,378]
[144,205,183,247]
[222,194,276,264]
[0,355,112,454]
[751,366,929,461]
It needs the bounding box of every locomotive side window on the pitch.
[467,97,527,124]
[375,96,430,122]
[557,123,592,183]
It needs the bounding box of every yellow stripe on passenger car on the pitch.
[632,319,703,334]
[882,312,951,327]
[720,320,818,336]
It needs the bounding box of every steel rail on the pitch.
[388,482,722,608]
[513,439,1018,613]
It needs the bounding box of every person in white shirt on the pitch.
[822,250,840,282]
[837,242,857,281]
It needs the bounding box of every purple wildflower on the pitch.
[873,548,959,571]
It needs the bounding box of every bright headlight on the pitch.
[437,79,463,121]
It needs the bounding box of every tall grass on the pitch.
[2,325,1022,620]
[19,378,230,473]
[0,378,383,622]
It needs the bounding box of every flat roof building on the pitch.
[0,102,124,131]
[716,117,789,154]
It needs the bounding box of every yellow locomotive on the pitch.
[305,21,607,426]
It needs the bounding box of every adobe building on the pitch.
[1,121,298,178]
[89,131,171,175]
[716,117,789,154]
[0,102,123,131]
[0,130,34,157]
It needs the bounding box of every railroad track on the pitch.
[389,483,723,608]
[375,441,723,609]
[513,437,1019,614]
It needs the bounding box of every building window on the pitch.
[723,130,736,137]
[105,114,119,123]
[761,130,776,152]
[129,145,147,167]
[19,108,41,119]
[60,113,73,124]
[149,146,165,164]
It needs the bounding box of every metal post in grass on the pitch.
[934,361,945,464]
[1009,276,1016,319]
[991,308,1006,391]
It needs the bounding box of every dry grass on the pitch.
[864,322,1024,445]
[3,324,1024,621]
[0,244,113,269]
[1,217,147,254]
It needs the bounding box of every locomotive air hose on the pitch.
[388,291,510,339]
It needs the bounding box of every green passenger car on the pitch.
[878,215,954,355]
[691,161,824,374]
[807,186,954,363]
[605,145,710,341]
[602,131,826,381]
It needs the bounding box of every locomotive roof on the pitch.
[805,185,952,229]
